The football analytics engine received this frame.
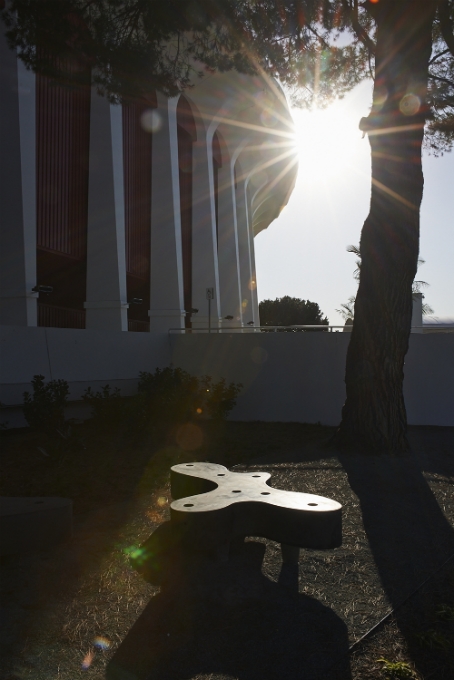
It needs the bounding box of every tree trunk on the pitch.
[336,1,437,452]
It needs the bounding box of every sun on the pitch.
[292,99,365,183]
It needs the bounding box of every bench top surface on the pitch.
[170,462,341,514]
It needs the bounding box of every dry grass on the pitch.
[1,423,453,679]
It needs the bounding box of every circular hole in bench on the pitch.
[185,464,194,467]
[183,503,194,507]
[252,475,261,478]
[217,474,225,476]
[232,490,241,493]
[308,502,318,506]
[261,492,270,495]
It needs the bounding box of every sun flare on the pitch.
[292,100,365,183]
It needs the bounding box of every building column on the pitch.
[0,38,37,327]
[245,181,259,327]
[190,125,220,331]
[85,95,128,331]
[247,176,268,327]
[217,163,242,329]
[148,94,185,332]
[235,176,254,328]
[411,292,424,333]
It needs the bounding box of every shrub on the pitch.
[22,374,69,433]
[82,384,126,430]
[139,366,198,407]
[136,367,242,429]
[201,376,243,421]
[137,367,201,429]
[22,369,242,438]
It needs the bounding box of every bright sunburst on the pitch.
[292,98,366,184]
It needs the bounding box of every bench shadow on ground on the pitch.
[107,524,351,680]
[0,500,140,673]
[107,426,454,680]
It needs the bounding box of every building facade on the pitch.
[0,25,297,335]
[2,26,453,430]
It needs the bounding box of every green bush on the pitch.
[22,368,242,437]
[137,366,200,426]
[22,374,69,433]
[136,367,242,430]
[82,384,126,430]
[200,376,243,421]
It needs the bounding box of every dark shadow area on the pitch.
[339,426,454,679]
[0,500,139,675]
[108,525,351,680]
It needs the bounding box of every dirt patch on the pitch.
[1,423,453,679]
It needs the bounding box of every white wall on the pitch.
[0,326,169,406]
[1,326,453,427]
[171,332,349,425]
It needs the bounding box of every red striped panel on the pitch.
[122,101,152,280]
[128,319,150,333]
[178,124,193,328]
[38,303,86,329]
[36,58,91,259]
[177,96,196,329]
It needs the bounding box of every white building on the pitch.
[3,23,450,429]
[0,23,297,337]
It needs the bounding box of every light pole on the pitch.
[206,287,214,333]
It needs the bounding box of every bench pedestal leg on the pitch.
[281,543,300,564]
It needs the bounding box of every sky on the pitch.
[254,80,454,326]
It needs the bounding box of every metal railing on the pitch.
[169,325,346,333]
[412,325,454,332]
[128,319,150,332]
[168,324,454,334]
[38,303,86,329]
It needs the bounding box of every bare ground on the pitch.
[0,422,453,680]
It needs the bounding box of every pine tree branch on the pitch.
[341,0,375,54]
[429,48,450,64]
[438,0,454,57]
[428,73,454,87]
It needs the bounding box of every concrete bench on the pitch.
[170,462,342,563]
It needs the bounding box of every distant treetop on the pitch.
[259,296,329,328]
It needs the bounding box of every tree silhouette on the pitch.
[259,296,329,329]
[339,247,435,321]
[336,296,356,323]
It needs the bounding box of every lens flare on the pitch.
[81,650,94,670]
[157,496,167,506]
[373,85,388,111]
[141,109,162,133]
[124,545,147,564]
[93,636,111,650]
[146,509,164,522]
[260,108,278,128]
[399,94,420,116]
